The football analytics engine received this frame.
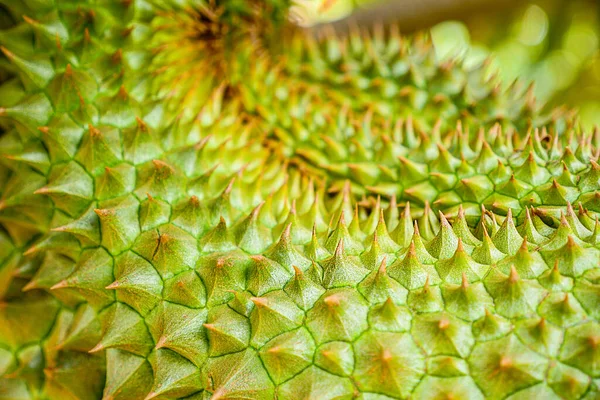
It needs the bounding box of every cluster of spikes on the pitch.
[0,0,599,399]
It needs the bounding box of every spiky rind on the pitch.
[0,0,599,399]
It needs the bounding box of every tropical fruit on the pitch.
[0,0,599,399]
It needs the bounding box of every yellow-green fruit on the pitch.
[0,1,599,399]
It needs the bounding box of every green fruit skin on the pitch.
[0,1,599,399]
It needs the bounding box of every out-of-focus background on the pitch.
[293,0,600,129]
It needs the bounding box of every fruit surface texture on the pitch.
[0,0,599,399]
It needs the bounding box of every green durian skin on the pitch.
[0,1,600,399]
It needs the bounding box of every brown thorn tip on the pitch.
[499,355,513,369]
[23,246,38,256]
[250,297,267,307]
[143,392,159,400]
[334,239,344,256]
[155,336,167,350]
[509,265,519,283]
[283,222,293,237]
[33,187,49,195]
[378,256,387,273]
[0,46,13,58]
[324,294,341,307]
[438,317,450,330]
[88,343,105,353]
[461,272,469,288]
[50,280,68,290]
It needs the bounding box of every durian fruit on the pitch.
[0,0,599,399]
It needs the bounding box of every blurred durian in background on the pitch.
[297,0,600,129]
